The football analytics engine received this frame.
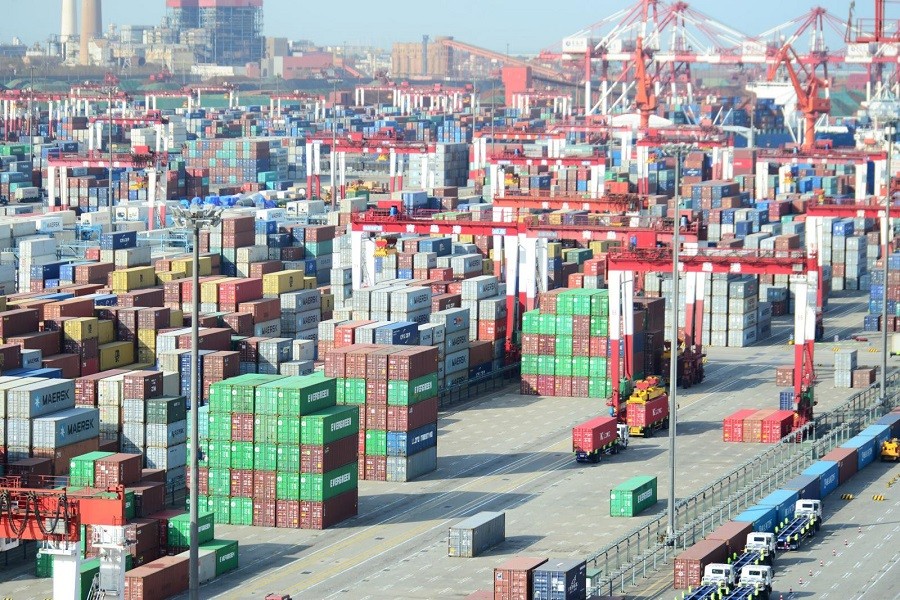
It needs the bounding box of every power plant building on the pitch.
[166,0,264,67]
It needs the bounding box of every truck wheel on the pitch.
[646,426,653,438]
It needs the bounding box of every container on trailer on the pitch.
[448,511,506,558]
[626,395,668,429]
[673,538,728,589]
[609,476,658,517]
[802,461,840,497]
[857,423,892,452]
[705,520,753,555]
[532,559,586,600]
[840,436,877,470]
[734,505,778,533]
[757,489,799,523]
[874,411,900,437]
[572,416,617,453]
[821,447,858,484]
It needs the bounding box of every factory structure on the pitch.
[165,0,264,67]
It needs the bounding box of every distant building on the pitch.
[166,0,264,67]
[392,37,453,79]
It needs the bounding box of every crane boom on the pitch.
[766,43,831,151]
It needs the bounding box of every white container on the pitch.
[35,216,64,233]
[145,442,187,470]
[146,420,188,447]
[236,245,269,264]
[281,290,322,311]
[31,407,99,449]
[461,276,499,301]
[391,287,432,312]
[6,379,76,419]
[291,339,315,362]
[20,349,42,370]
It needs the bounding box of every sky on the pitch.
[2,0,859,54]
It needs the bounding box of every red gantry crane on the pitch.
[766,43,831,152]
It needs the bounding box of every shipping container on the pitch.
[493,557,548,600]
[757,489,799,524]
[448,511,506,558]
[673,539,727,589]
[532,559,586,600]
[782,473,820,500]
[840,436,877,470]
[705,520,753,556]
[734,505,778,533]
[821,446,859,483]
[572,416,618,454]
[609,476,658,517]
[802,461,840,497]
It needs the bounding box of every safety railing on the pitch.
[438,363,521,409]
[587,370,900,597]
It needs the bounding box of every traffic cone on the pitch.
[821,559,825,565]
[832,549,836,556]
[809,569,813,577]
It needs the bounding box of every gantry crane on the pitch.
[606,247,819,429]
[0,479,129,600]
[634,36,659,130]
[766,43,831,152]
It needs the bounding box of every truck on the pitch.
[572,416,628,463]
[775,499,822,551]
[681,564,735,600]
[721,566,774,600]
[625,380,669,437]
[730,532,776,572]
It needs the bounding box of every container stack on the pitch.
[324,344,439,482]
[196,373,359,529]
[834,349,857,389]
[520,289,611,398]
[865,252,900,332]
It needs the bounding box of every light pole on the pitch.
[170,202,223,600]
[661,142,693,543]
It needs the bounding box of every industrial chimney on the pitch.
[60,0,77,44]
[80,0,102,65]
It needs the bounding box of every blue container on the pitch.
[757,489,798,525]
[417,237,452,256]
[840,436,877,470]
[90,294,118,306]
[99,231,137,250]
[386,423,437,457]
[802,461,839,498]
[37,293,75,301]
[30,262,65,280]
[267,233,292,248]
[781,474,820,500]
[532,559,586,600]
[875,412,900,437]
[255,219,278,235]
[779,389,794,411]
[734,506,778,532]
[858,423,892,450]
[374,322,419,346]
[469,362,492,380]
[10,367,64,379]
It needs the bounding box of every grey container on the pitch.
[5,418,30,447]
[31,407,99,449]
[146,443,187,470]
[392,287,432,311]
[122,399,145,423]
[431,308,470,334]
[146,420,188,448]
[445,349,470,375]
[281,289,322,311]
[461,276,499,300]
[386,445,437,482]
[146,397,187,425]
[0,376,44,420]
[450,254,483,276]
[6,379,76,419]
[279,360,315,376]
[165,465,186,494]
[445,330,469,353]
[479,297,507,321]
[448,511,506,558]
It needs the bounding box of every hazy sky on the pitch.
[2,0,858,54]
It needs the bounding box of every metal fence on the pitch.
[438,363,521,409]
[588,370,900,597]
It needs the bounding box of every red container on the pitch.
[124,556,189,600]
[626,395,669,429]
[365,380,388,404]
[276,500,300,528]
[74,263,115,285]
[387,397,438,432]
[572,416,618,453]
[185,466,208,496]
[0,343,22,370]
[8,330,61,357]
[128,483,165,518]
[137,308,171,330]
[493,556,549,600]
[149,509,186,552]
[127,518,161,557]
[300,435,358,474]
[123,371,164,400]
[238,298,280,323]
[431,293,462,312]
[75,369,130,407]
[119,289,165,309]
[249,261,283,277]
[94,453,143,487]
[32,437,99,475]
[554,376,572,397]
[536,375,555,396]
[43,297,95,320]
[742,409,776,443]
[300,489,358,529]
[253,471,277,500]
[468,340,493,366]
[0,308,39,339]
[323,346,353,378]
[387,346,440,380]
[219,277,263,310]
[253,499,277,527]
[364,455,387,481]
[821,447,858,484]
[141,469,165,484]
[589,336,607,357]
[176,328,231,351]
[761,410,795,443]
[705,520,753,556]
[223,312,254,336]
[230,469,254,497]
[231,413,255,442]
[539,336,558,356]
[365,404,388,430]
[333,320,375,347]
[365,347,397,380]
[722,409,757,443]
[673,539,728,589]
[571,377,589,397]
[42,353,80,379]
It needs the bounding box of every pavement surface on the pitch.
[0,290,894,600]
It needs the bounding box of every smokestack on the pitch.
[80,0,102,65]
[61,0,77,44]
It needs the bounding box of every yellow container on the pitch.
[320,293,334,313]
[547,242,562,258]
[170,258,192,276]
[0,296,6,312]
[137,347,156,365]
[170,309,184,327]
[156,271,180,283]
[98,320,115,344]
[458,234,474,244]
[262,270,305,297]
[63,317,99,341]
[201,278,231,305]
[110,266,155,293]
[99,341,135,371]
[137,328,157,351]
[482,259,494,275]
[302,276,317,290]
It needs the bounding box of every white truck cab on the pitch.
[701,563,735,588]
[745,532,775,557]
[616,424,630,450]
[795,499,822,518]
[740,565,773,592]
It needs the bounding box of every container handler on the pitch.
[625,376,670,437]
[775,500,822,551]
[882,438,900,462]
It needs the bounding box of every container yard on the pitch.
[3,1,900,599]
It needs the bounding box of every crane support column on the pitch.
[48,165,57,208]
[44,543,81,600]
[520,236,539,312]
[60,167,69,208]
[855,162,869,201]
[389,148,397,194]
[338,151,347,201]
[873,158,888,198]
[755,160,771,199]
[148,168,158,231]
[504,234,521,354]
[636,144,650,195]
[350,230,365,290]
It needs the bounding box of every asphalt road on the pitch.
[0,291,890,600]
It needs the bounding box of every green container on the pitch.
[589,316,608,336]
[301,406,359,445]
[253,415,278,444]
[522,310,541,333]
[254,444,277,471]
[69,451,114,487]
[336,382,345,404]
[194,494,209,512]
[300,463,357,502]
[555,315,573,335]
[276,472,300,500]
[537,355,556,376]
[610,475,658,517]
[343,378,366,404]
[80,558,101,600]
[210,495,231,524]
[276,416,301,445]
[211,374,285,414]
[555,335,573,356]
[169,510,215,547]
[208,413,232,441]
[189,440,209,468]
[365,429,387,455]
[387,373,439,406]
[589,357,608,374]
[36,550,53,578]
[146,397,187,424]
[521,355,539,375]
[538,314,557,335]
[571,356,591,377]
[556,291,575,315]
[229,497,253,525]
[590,290,610,316]
[571,289,595,316]
[276,445,301,472]
[124,491,136,520]
[230,442,254,470]
[200,539,239,576]
[589,377,611,398]
[554,357,573,377]
[256,375,337,416]
[253,388,278,415]
[208,468,231,496]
